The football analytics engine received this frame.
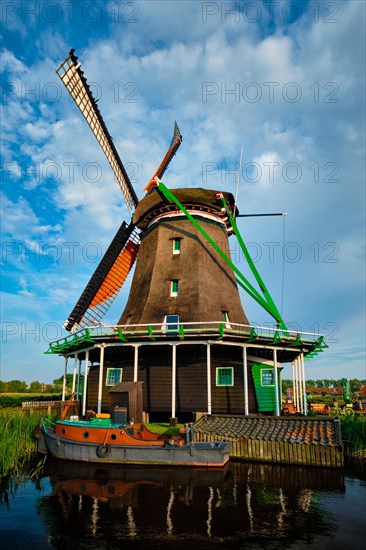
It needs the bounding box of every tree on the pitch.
[30,381,42,393]
[53,374,73,388]
[6,380,27,393]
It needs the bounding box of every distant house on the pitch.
[306,387,343,397]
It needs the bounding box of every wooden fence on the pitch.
[22,400,80,418]
[196,432,344,468]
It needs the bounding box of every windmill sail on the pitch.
[64,222,140,332]
[56,49,138,214]
[144,122,182,190]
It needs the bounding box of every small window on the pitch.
[261,369,274,386]
[216,367,234,387]
[173,239,181,255]
[170,280,179,297]
[106,368,123,386]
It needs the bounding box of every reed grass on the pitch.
[340,415,366,461]
[0,409,43,477]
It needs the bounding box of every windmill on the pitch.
[51,50,326,421]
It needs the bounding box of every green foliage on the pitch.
[0,394,63,408]
[145,422,183,436]
[29,381,42,392]
[340,415,366,460]
[0,409,43,477]
[6,380,27,393]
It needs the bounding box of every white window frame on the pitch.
[105,368,123,387]
[161,314,180,333]
[216,367,234,387]
[172,238,181,255]
[170,279,179,297]
[261,368,275,386]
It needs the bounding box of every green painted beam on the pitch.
[217,194,288,332]
[155,181,277,317]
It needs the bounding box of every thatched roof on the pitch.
[134,188,236,229]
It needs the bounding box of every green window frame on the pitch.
[216,367,234,387]
[170,279,179,296]
[261,369,274,386]
[105,368,123,386]
[173,238,181,254]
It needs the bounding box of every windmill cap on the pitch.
[133,187,237,230]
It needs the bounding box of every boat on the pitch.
[38,416,230,467]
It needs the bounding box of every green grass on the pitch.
[145,422,184,436]
[0,409,45,477]
[340,415,366,461]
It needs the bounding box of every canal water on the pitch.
[0,459,365,549]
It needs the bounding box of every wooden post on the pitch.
[62,356,68,402]
[207,343,212,414]
[97,346,105,414]
[243,346,249,415]
[82,350,89,416]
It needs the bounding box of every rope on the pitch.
[280,214,286,315]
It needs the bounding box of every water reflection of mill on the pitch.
[36,461,344,546]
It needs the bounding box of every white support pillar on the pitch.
[273,349,280,417]
[77,358,82,400]
[82,351,89,416]
[293,359,299,412]
[243,346,249,415]
[207,344,212,414]
[72,355,78,394]
[133,345,139,382]
[62,356,68,401]
[296,358,303,414]
[301,353,307,415]
[171,344,177,419]
[97,346,105,414]
[298,357,304,414]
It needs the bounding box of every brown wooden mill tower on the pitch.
[47,50,326,422]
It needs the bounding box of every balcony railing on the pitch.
[45,321,327,359]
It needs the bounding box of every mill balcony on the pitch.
[45,321,327,364]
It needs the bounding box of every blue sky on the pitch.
[1,0,365,384]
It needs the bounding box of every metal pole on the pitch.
[97,346,105,414]
[273,349,280,416]
[82,351,89,416]
[301,353,307,415]
[207,344,212,414]
[62,356,68,401]
[72,355,77,394]
[133,345,139,382]
[243,346,249,415]
[171,344,176,419]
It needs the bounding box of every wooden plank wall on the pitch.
[86,344,259,415]
[195,432,344,468]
